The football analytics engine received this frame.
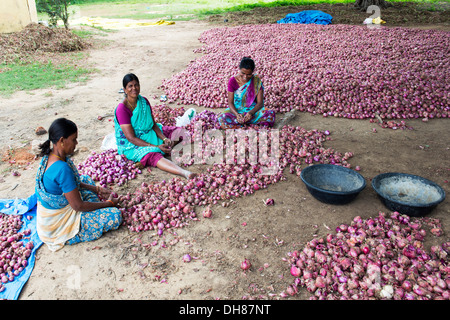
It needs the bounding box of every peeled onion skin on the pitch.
[286,212,449,300]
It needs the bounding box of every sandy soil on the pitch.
[0,8,449,302]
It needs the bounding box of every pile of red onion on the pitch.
[185,110,221,133]
[75,104,356,234]
[174,110,351,172]
[151,103,186,126]
[160,24,449,123]
[77,149,142,188]
[285,211,449,300]
[278,125,352,176]
[118,161,285,233]
[116,113,354,233]
[0,213,34,293]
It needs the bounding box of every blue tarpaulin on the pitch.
[0,194,43,300]
[277,10,333,25]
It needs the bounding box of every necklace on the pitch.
[51,153,64,161]
[126,98,137,111]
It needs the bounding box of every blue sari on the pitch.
[35,155,122,250]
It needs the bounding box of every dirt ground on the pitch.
[0,3,449,302]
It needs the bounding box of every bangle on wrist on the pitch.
[106,199,114,206]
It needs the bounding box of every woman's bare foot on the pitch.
[181,170,197,179]
[188,172,198,179]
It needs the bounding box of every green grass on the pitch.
[55,0,448,22]
[197,0,352,15]
[37,0,449,23]
[0,60,93,97]
[61,0,282,21]
[71,27,114,38]
[197,0,449,15]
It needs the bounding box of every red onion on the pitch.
[290,265,301,277]
[202,207,212,218]
[240,259,251,271]
[182,254,192,263]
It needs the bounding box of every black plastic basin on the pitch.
[372,172,446,217]
[300,164,366,205]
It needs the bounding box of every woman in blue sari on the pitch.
[35,118,122,251]
[217,57,275,129]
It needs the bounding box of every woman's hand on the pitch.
[65,187,120,212]
[158,144,172,154]
[243,112,253,123]
[97,186,112,200]
[107,194,121,207]
[163,138,174,148]
[236,113,245,124]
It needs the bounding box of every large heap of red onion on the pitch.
[160,24,449,123]
[118,161,285,233]
[185,110,350,171]
[0,213,34,293]
[285,211,449,300]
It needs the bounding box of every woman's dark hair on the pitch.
[123,73,140,88]
[239,57,255,71]
[38,118,78,157]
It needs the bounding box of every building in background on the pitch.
[0,0,38,33]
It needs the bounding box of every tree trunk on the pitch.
[354,0,391,12]
[62,0,69,29]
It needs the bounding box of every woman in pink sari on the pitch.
[217,57,275,129]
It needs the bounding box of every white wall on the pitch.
[0,0,38,33]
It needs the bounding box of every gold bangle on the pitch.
[106,199,114,206]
